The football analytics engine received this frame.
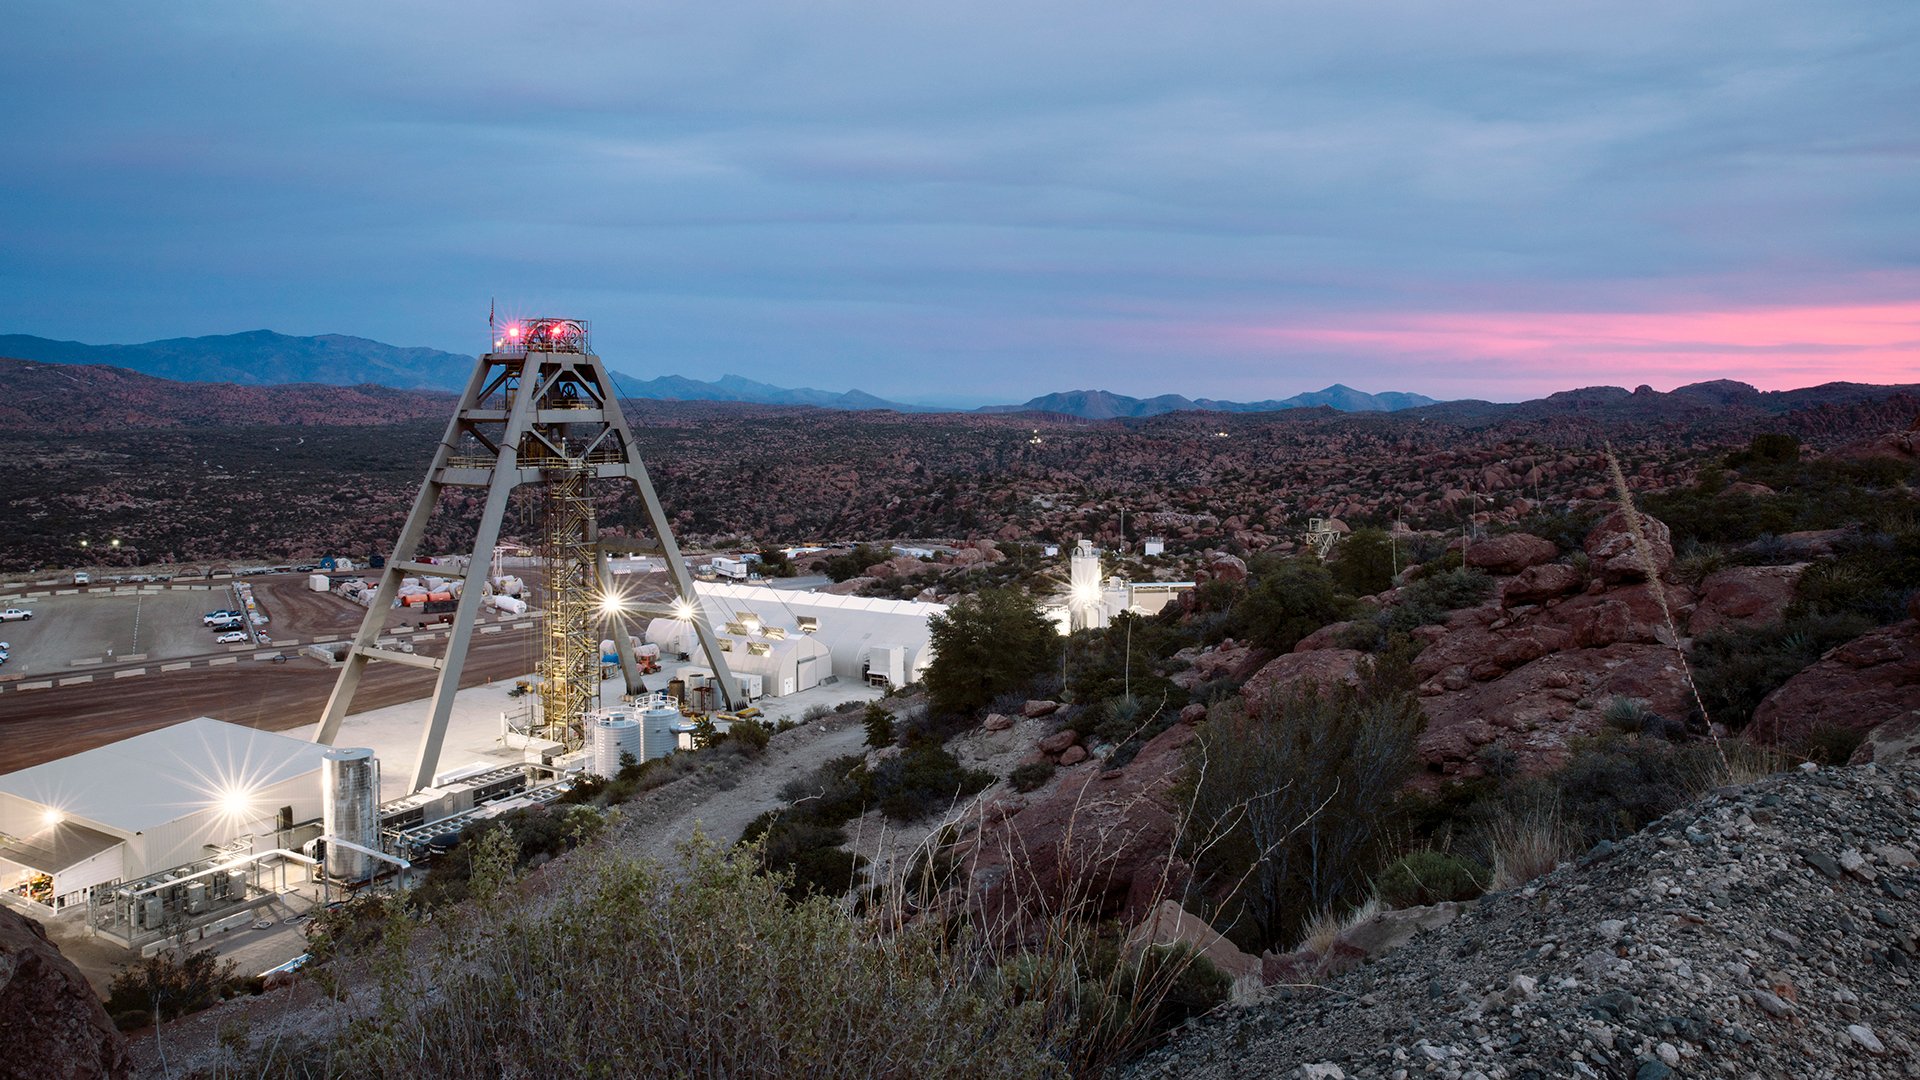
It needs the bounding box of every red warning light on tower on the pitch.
[495,318,588,353]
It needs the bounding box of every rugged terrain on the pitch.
[1131,761,1920,1079]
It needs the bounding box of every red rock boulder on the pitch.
[1464,533,1559,575]
[0,907,129,1079]
[1501,563,1585,607]
[1583,508,1674,584]
[1240,649,1364,715]
[1688,564,1806,634]
[1748,621,1920,750]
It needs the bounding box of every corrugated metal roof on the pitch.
[0,820,120,873]
[0,717,333,836]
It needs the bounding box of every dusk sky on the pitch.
[2,1,1915,405]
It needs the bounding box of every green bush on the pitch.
[106,947,247,1029]
[863,701,895,748]
[1009,761,1056,793]
[1228,557,1357,652]
[1374,850,1487,908]
[1331,527,1398,596]
[728,718,772,754]
[742,813,868,899]
[279,840,1060,1079]
[870,741,994,821]
[924,588,1061,715]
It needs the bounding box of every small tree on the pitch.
[862,702,895,748]
[1332,527,1397,595]
[924,588,1060,716]
[1230,556,1355,652]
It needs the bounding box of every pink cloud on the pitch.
[1229,301,1920,393]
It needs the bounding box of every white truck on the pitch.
[708,557,748,581]
[0,607,34,622]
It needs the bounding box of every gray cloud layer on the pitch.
[2,1,1914,401]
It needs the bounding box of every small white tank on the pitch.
[641,701,682,760]
[590,714,642,778]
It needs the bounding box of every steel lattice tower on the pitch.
[314,317,743,792]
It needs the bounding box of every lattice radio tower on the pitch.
[314,317,742,792]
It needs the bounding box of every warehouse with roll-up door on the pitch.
[645,582,946,692]
[0,718,330,912]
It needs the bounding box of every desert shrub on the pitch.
[1374,850,1487,908]
[741,813,868,899]
[1331,527,1398,596]
[1789,529,1920,624]
[1799,724,1867,766]
[925,588,1061,715]
[302,840,1059,1079]
[870,741,994,821]
[822,543,894,582]
[1178,661,1424,952]
[106,947,247,1029]
[1540,733,1726,849]
[1009,760,1056,793]
[1385,567,1493,633]
[863,701,895,747]
[1726,431,1801,469]
[1228,557,1357,653]
[777,753,873,826]
[802,703,835,722]
[408,805,601,909]
[728,718,772,754]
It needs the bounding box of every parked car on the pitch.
[203,610,242,625]
[215,630,250,644]
[208,619,245,631]
[0,608,34,622]
[73,572,90,585]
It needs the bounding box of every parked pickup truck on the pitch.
[0,608,34,622]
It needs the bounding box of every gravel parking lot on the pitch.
[0,588,248,678]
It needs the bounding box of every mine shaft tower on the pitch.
[314,317,742,792]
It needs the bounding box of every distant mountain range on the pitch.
[978,385,1437,419]
[0,330,476,392]
[0,330,1443,418]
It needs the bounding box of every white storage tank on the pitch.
[641,700,682,761]
[321,747,380,882]
[490,594,527,615]
[590,713,643,778]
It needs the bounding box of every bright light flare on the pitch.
[217,786,255,821]
[1071,582,1103,607]
[41,808,63,828]
[671,598,696,621]
[597,593,627,617]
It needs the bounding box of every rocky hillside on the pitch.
[0,357,454,433]
[1131,761,1920,1079]
[0,330,477,391]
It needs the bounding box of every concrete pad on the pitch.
[479,625,502,634]
[57,675,92,686]
[160,662,190,672]
[70,658,102,667]
[121,653,147,662]
[113,668,145,679]
[15,681,51,691]
[209,656,236,666]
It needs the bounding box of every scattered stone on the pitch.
[1848,1023,1886,1055]
[1022,699,1060,718]
[1059,745,1089,766]
[982,713,1014,732]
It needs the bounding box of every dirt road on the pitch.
[0,626,542,774]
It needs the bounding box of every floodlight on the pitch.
[41,808,63,828]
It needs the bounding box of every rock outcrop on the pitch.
[1130,762,1920,1079]
[1748,620,1920,749]
[0,907,128,1079]
[955,722,1196,927]
[1583,507,1674,584]
[1687,563,1806,634]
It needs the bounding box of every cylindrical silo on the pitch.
[591,714,643,777]
[641,701,682,760]
[320,748,380,882]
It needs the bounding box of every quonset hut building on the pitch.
[0,718,331,912]
[645,582,945,696]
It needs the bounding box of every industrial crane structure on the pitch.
[313,317,741,792]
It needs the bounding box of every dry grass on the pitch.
[1486,806,1574,891]
[1294,898,1382,955]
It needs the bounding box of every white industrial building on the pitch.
[645,582,945,693]
[0,718,331,912]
